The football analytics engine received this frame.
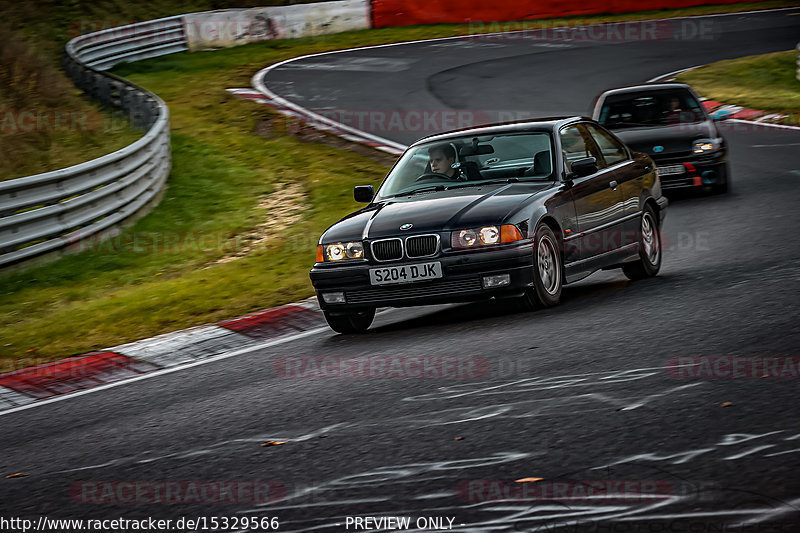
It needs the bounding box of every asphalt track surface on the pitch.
[2,9,800,533]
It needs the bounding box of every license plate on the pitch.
[657,164,685,176]
[369,262,442,285]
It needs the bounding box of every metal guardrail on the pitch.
[797,42,800,82]
[0,17,188,268]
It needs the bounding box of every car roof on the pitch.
[597,82,693,97]
[591,83,700,118]
[410,116,587,147]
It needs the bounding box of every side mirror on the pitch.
[570,157,598,178]
[354,185,374,203]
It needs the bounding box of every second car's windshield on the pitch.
[376,132,554,199]
[598,89,705,129]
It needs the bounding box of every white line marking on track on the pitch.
[751,143,800,147]
[765,447,800,457]
[730,119,800,131]
[722,444,776,460]
[729,496,800,527]
[646,65,704,82]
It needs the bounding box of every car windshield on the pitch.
[376,131,555,199]
[598,89,705,129]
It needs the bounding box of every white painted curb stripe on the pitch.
[112,325,256,369]
[0,385,35,409]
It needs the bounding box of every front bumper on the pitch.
[654,151,728,190]
[310,242,534,311]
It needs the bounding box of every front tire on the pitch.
[323,308,375,334]
[622,205,661,280]
[711,164,730,194]
[519,224,563,310]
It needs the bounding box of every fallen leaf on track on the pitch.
[515,477,544,483]
[6,473,28,478]
[261,441,288,447]
[720,402,733,407]
[454,436,464,441]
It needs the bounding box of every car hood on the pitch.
[322,182,553,242]
[611,121,717,157]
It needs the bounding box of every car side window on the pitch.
[560,124,604,172]
[585,123,629,166]
[560,125,588,171]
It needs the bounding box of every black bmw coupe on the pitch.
[310,117,668,333]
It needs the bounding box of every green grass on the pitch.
[0,21,142,180]
[678,50,800,117]
[0,0,305,180]
[1,1,798,370]
[0,107,143,181]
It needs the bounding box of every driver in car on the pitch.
[428,144,458,178]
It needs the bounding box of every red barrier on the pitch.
[370,0,767,27]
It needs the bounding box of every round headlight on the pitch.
[326,243,346,261]
[346,242,364,259]
[460,229,478,247]
[479,226,500,245]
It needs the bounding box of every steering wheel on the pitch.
[415,172,458,182]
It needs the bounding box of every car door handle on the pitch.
[609,180,618,190]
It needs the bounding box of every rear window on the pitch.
[598,89,705,129]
